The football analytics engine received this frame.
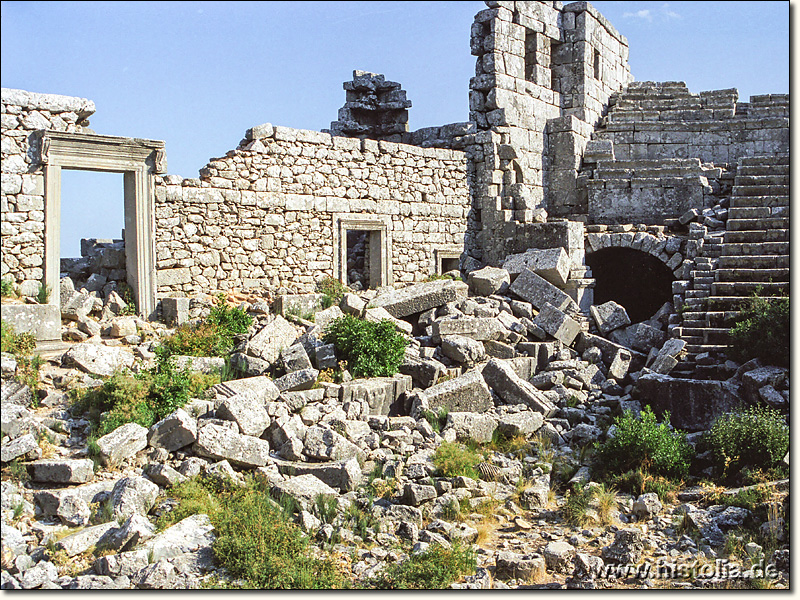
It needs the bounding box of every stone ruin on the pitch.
[0,0,789,380]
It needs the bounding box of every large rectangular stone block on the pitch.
[369,279,468,318]
[509,269,576,312]
[503,247,571,286]
[533,302,581,346]
[432,317,508,343]
[420,368,492,413]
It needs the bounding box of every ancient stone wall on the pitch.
[153,125,469,296]
[1,89,95,295]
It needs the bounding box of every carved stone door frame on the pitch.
[40,131,166,318]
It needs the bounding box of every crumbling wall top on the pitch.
[1,88,95,120]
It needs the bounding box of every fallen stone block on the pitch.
[649,354,678,375]
[1,386,33,410]
[484,340,515,359]
[402,483,438,506]
[314,343,337,370]
[339,376,411,416]
[212,375,280,403]
[61,290,96,322]
[96,422,148,467]
[495,551,546,581]
[57,522,118,557]
[303,426,365,463]
[280,343,313,373]
[148,408,197,452]
[34,481,116,521]
[628,322,667,353]
[482,358,557,416]
[274,293,324,318]
[193,422,271,467]
[533,302,581,346]
[28,459,94,484]
[418,368,492,414]
[61,343,135,377]
[444,412,497,443]
[441,335,486,367]
[160,297,189,326]
[274,367,319,392]
[400,348,445,389]
[364,306,413,335]
[271,474,338,511]
[369,279,468,318]
[228,352,271,376]
[102,514,157,553]
[503,247,570,287]
[496,411,544,437]
[144,463,187,487]
[110,476,160,521]
[432,317,507,343]
[741,366,787,404]
[216,391,271,438]
[270,456,362,492]
[467,266,510,296]
[509,269,576,312]
[141,514,215,563]
[340,293,366,317]
[544,541,577,574]
[0,433,41,463]
[589,301,631,335]
[110,317,137,338]
[246,315,298,365]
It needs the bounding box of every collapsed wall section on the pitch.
[1,88,95,295]
[153,126,469,296]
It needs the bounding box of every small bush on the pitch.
[563,483,593,527]
[369,543,476,589]
[729,294,789,368]
[422,407,449,433]
[594,406,693,480]
[433,442,481,479]
[702,405,789,482]
[163,294,251,357]
[323,314,407,379]
[0,279,15,298]
[317,277,346,309]
[609,469,681,503]
[156,477,222,530]
[35,283,51,305]
[1,321,42,394]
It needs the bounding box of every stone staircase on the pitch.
[672,154,789,377]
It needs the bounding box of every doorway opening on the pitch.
[346,229,382,290]
[60,170,127,301]
[586,247,674,323]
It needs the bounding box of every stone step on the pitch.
[711,281,789,296]
[738,154,790,167]
[734,174,789,187]
[723,229,789,243]
[721,241,789,256]
[737,164,789,177]
[684,343,731,355]
[679,327,732,344]
[681,311,741,327]
[726,217,789,231]
[732,184,789,197]
[715,268,789,283]
[717,254,789,269]
[729,195,789,208]
[726,206,773,219]
[685,289,710,299]
[680,319,705,328]
[705,295,786,312]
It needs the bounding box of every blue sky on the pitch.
[0,1,789,257]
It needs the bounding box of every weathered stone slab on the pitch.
[0,433,40,463]
[339,375,412,415]
[364,306,413,335]
[34,481,116,520]
[193,423,271,467]
[369,279,468,318]
[148,408,197,452]
[482,358,557,416]
[173,356,225,374]
[211,375,280,402]
[420,368,492,413]
[57,522,117,557]
[441,335,487,367]
[110,476,160,521]
[280,343,313,373]
[608,349,632,381]
[1,303,61,341]
[228,352,271,376]
[96,422,148,467]
[144,463,187,487]
[271,474,338,511]
[635,373,740,431]
[509,268,576,312]
[274,294,324,318]
[628,322,667,353]
[533,302,581,346]
[467,266,510,296]
[28,459,94,484]
[246,315,298,365]
[444,412,497,443]
[216,391,271,437]
[503,247,570,287]
[302,426,365,463]
[496,411,544,436]
[0,385,33,409]
[141,514,215,562]
[432,317,507,343]
[274,368,319,392]
[61,291,96,322]
[269,457,362,492]
[589,301,631,335]
[62,343,135,377]
[399,348,445,388]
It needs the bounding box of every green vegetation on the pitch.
[701,405,789,483]
[35,283,51,305]
[423,273,455,282]
[368,543,476,589]
[594,407,694,480]
[317,276,347,309]
[609,469,682,503]
[705,485,771,512]
[162,293,252,357]
[422,407,449,433]
[1,321,43,394]
[323,314,407,378]
[117,283,137,316]
[73,348,218,437]
[0,278,15,298]
[432,441,482,479]
[563,483,594,527]
[729,294,789,368]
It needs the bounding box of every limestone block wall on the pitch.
[153,126,470,296]
[1,89,95,294]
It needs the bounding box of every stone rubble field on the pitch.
[0,262,789,590]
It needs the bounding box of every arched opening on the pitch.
[586,247,674,323]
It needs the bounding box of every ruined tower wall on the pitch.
[1,89,95,294]
[153,127,469,296]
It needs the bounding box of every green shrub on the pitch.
[35,283,51,305]
[729,294,789,367]
[422,407,449,433]
[212,480,345,588]
[1,321,42,394]
[702,405,789,481]
[594,406,694,480]
[317,277,346,309]
[73,349,217,436]
[163,294,252,357]
[323,314,407,378]
[369,543,476,589]
[433,441,481,479]
[0,279,15,298]
[156,476,222,530]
